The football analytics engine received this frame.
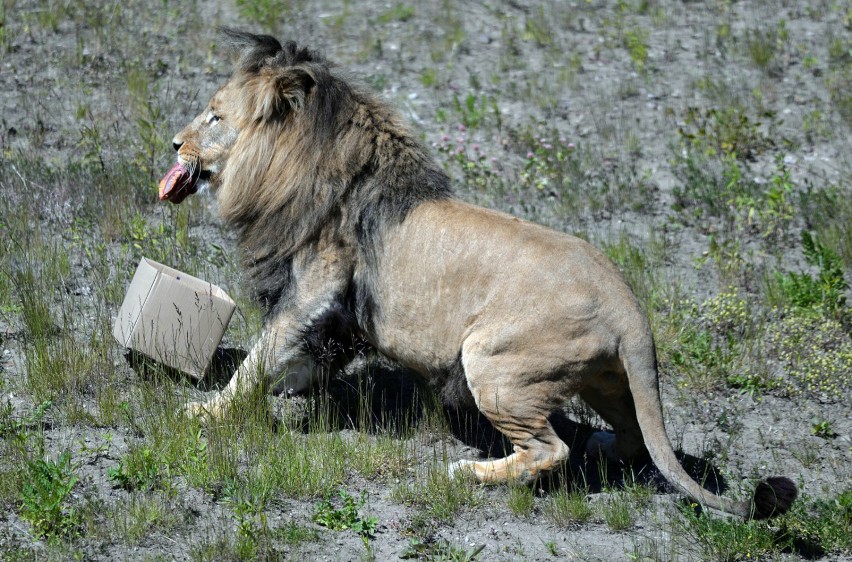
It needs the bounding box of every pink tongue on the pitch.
[158,163,192,202]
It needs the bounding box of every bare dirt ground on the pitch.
[1,1,851,561]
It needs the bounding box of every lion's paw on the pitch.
[586,431,619,462]
[183,401,217,422]
[447,460,477,481]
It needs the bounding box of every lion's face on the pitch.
[160,83,241,203]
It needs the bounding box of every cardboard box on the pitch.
[113,258,236,378]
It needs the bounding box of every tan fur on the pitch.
[168,30,795,520]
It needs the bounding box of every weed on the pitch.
[19,451,80,539]
[744,22,787,74]
[377,3,414,24]
[765,305,852,402]
[777,489,852,555]
[391,460,481,524]
[222,479,269,559]
[523,7,553,48]
[543,540,558,556]
[108,493,183,546]
[725,372,771,397]
[0,399,51,441]
[507,483,535,516]
[125,64,170,182]
[770,231,849,319]
[516,129,654,216]
[109,446,167,491]
[451,93,500,130]
[677,502,776,561]
[677,106,772,160]
[427,0,464,63]
[544,486,592,527]
[272,521,321,545]
[802,108,831,142]
[399,539,485,561]
[810,419,837,439]
[234,0,293,30]
[677,488,852,559]
[519,133,580,193]
[313,489,378,547]
[665,307,733,391]
[790,439,820,471]
[421,67,438,88]
[600,492,634,531]
[799,183,852,270]
[623,27,650,73]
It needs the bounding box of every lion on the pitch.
[161,29,796,519]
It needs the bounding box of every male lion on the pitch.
[162,29,795,519]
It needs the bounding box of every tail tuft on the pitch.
[751,476,797,520]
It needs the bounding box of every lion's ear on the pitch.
[253,67,316,121]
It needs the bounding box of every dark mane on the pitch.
[215,32,453,315]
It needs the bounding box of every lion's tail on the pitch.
[621,334,797,520]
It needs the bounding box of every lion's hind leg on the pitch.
[450,352,571,484]
[580,374,647,462]
[447,418,569,485]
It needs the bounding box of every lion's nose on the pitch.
[173,140,183,152]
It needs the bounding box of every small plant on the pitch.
[377,3,414,24]
[19,451,80,538]
[676,502,776,561]
[234,0,290,30]
[435,123,505,192]
[507,483,535,516]
[726,372,771,397]
[774,231,849,318]
[744,24,784,73]
[452,92,500,130]
[543,540,558,556]
[272,521,322,545]
[600,492,635,531]
[522,7,553,47]
[399,539,485,560]
[677,106,773,160]
[222,480,268,560]
[519,133,580,193]
[811,419,837,439]
[777,489,852,555]
[108,446,166,491]
[544,487,593,527]
[623,27,650,73]
[312,489,378,547]
[391,461,481,524]
[0,399,51,441]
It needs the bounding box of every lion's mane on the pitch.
[216,29,452,316]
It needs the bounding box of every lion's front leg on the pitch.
[184,324,317,422]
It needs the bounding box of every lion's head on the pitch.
[162,30,337,208]
[163,29,451,309]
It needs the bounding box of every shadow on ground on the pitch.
[305,355,729,498]
[126,347,728,498]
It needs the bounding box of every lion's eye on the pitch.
[206,111,220,125]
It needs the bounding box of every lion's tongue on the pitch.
[158,163,197,203]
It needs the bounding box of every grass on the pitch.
[391,458,482,527]
[506,483,535,517]
[673,488,852,561]
[544,486,593,527]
